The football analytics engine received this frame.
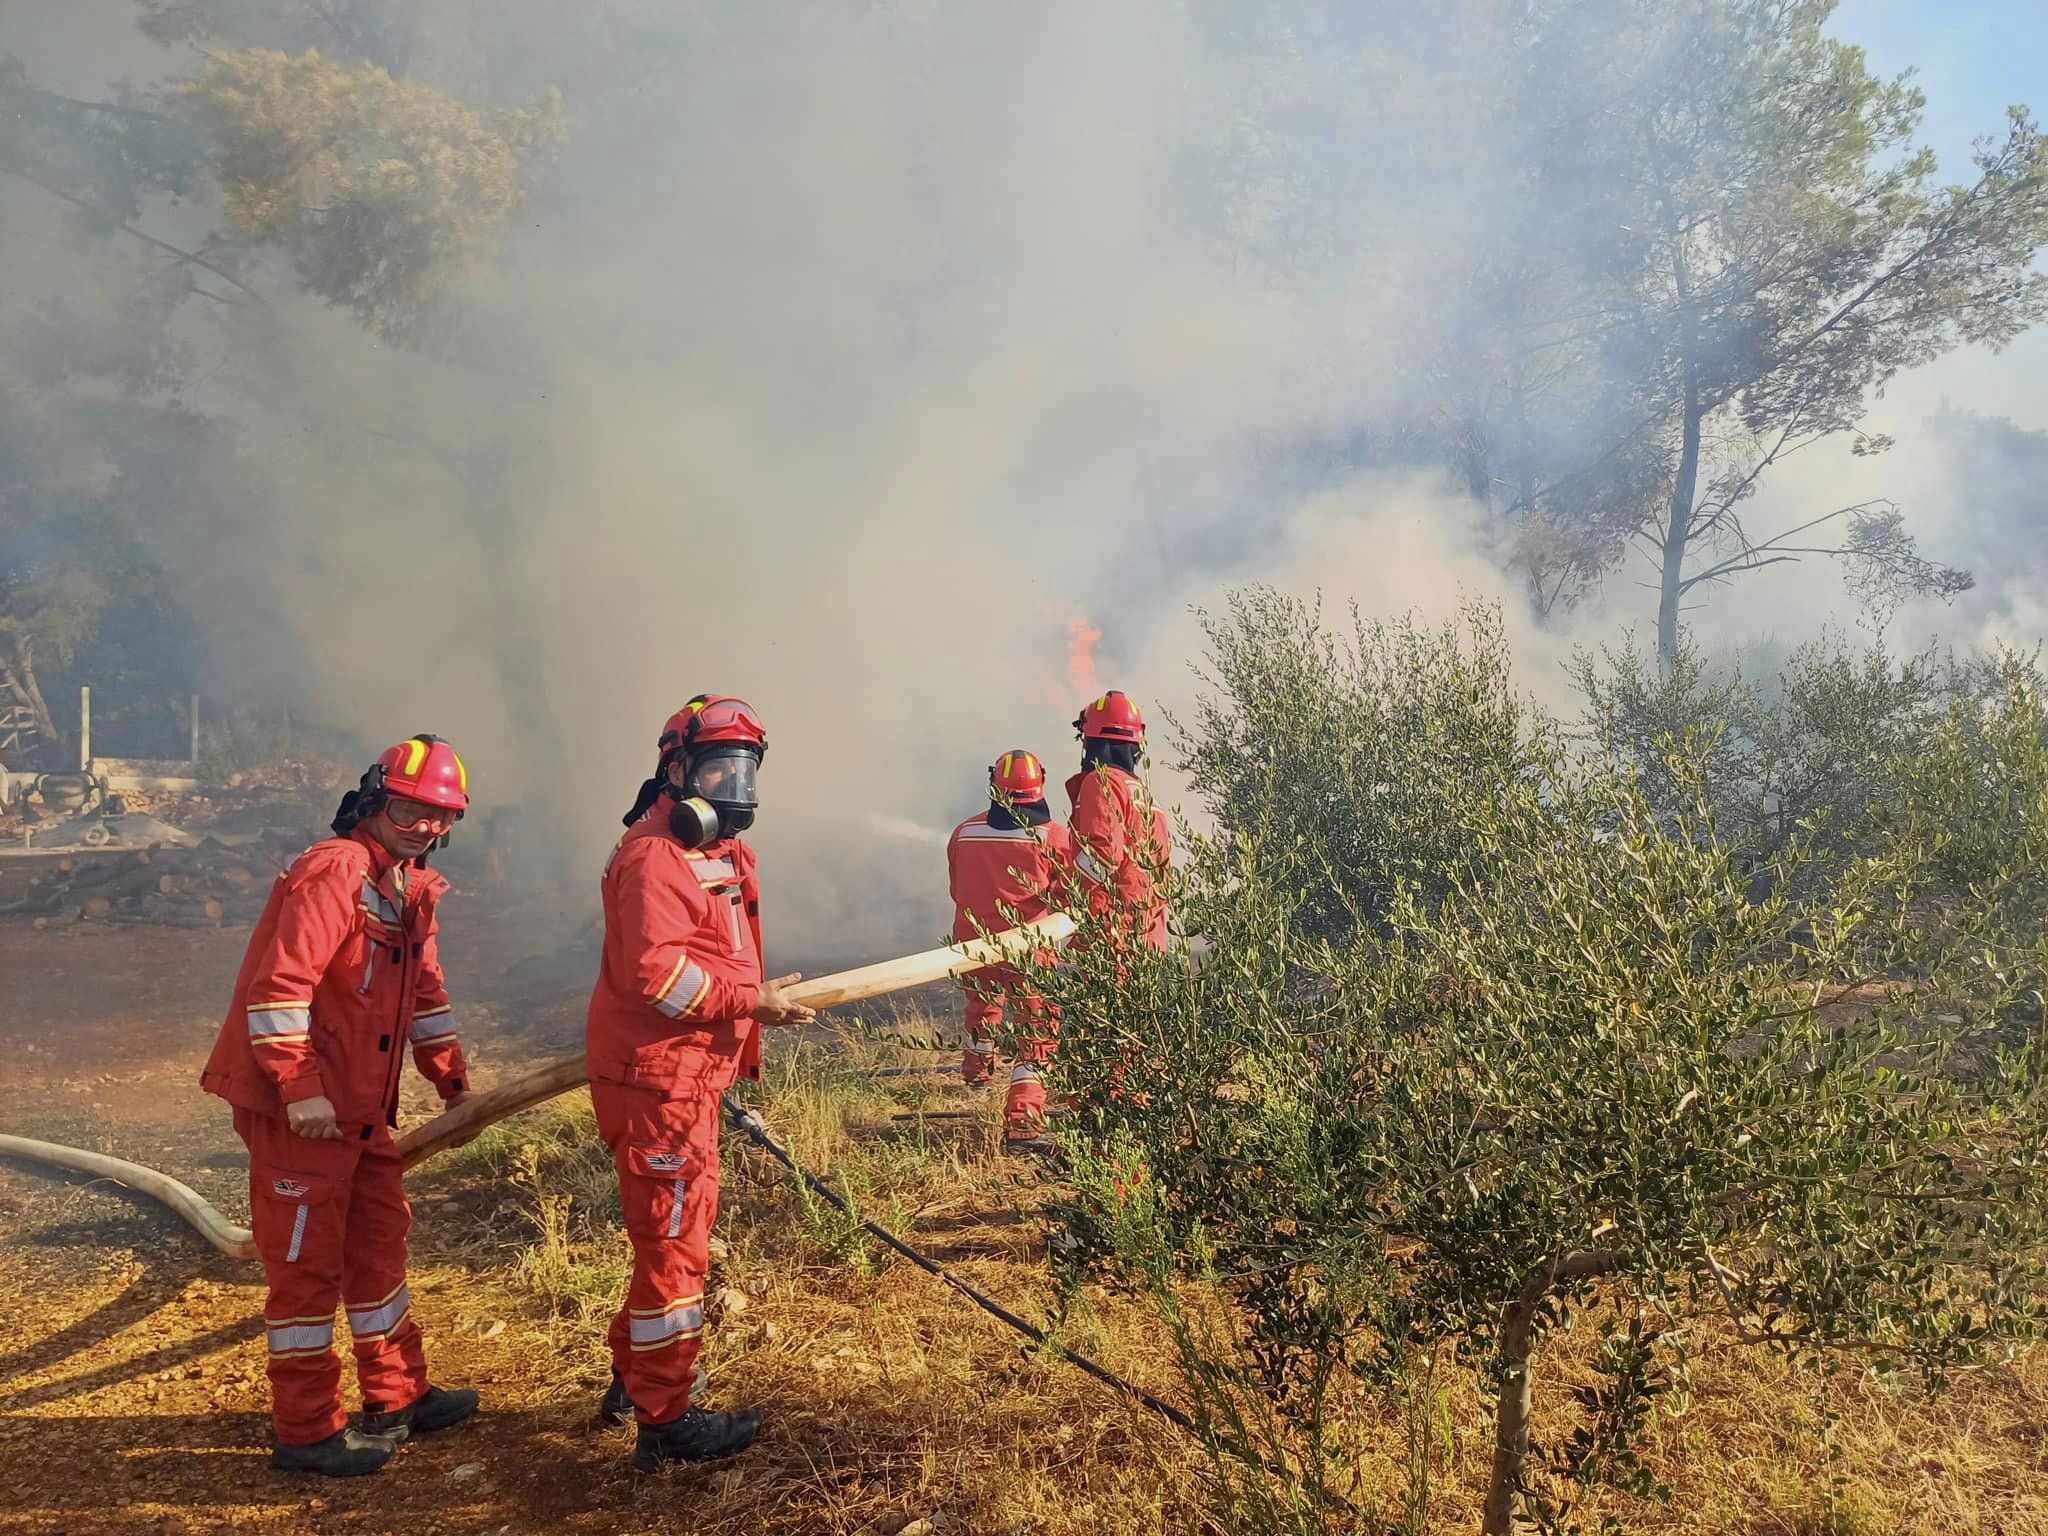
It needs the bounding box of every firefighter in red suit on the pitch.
[200,735,481,1477]
[1066,691,1172,952]
[586,695,816,1470]
[946,750,1072,1147]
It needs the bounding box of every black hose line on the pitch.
[718,1095,1353,1512]
[719,1094,1198,1436]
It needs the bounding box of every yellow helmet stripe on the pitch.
[400,738,430,776]
[451,750,468,792]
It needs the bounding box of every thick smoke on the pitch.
[3,2,2042,965]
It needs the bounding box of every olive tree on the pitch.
[1029,595,2048,1536]
[1177,589,1538,943]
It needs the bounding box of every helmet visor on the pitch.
[687,748,760,809]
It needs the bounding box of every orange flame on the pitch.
[1065,613,1102,697]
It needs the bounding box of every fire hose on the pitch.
[0,914,1075,1262]
[0,910,1331,1489]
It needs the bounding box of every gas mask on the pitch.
[667,747,761,847]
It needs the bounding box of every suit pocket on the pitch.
[253,1163,343,1266]
[620,1142,699,1239]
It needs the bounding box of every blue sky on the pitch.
[1837,0,2046,175]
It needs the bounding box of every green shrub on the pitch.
[1030,593,2048,1536]
[1177,589,1538,944]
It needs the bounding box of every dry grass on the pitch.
[406,1009,2048,1536]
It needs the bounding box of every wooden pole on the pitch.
[189,694,201,764]
[78,685,90,773]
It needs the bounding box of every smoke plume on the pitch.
[3,1,2043,966]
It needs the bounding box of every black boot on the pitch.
[271,1427,400,1477]
[361,1385,479,1438]
[597,1368,708,1428]
[632,1406,762,1470]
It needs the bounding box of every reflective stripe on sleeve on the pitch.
[1073,848,1113,887]
[247,1002,313,1039]
[409,1005,458,1045]
[651,958,713,1020]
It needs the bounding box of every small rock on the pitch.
[716,1287,749,1317]
[448,1461,486,1483]
[762,1320,782,1343]
[708,1235,731,1262]
[478,1320,506,1341]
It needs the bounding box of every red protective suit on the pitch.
[200,828,469,1445]
[1065,766,1171,952]
[945,813,1071,1128]
[585,801,765,1426]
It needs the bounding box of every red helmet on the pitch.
[374,735,469,813]
[657,694,768,764]
[989,749,1048,805]
[1073,690,1145,744]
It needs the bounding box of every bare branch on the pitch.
[0,165,270,309]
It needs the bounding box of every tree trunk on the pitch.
[1656,240,1702,679]
[1481,1251,1624,1536]
[0,632,65,759]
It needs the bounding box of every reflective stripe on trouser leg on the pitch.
[1005,1062,1047,1138]
[235,1106,350,1447]
[962,1036,996,1083]
[345,1282,411,1341]
[963,982,1001,1082]
[267,1316,337,1358]
[626,1294,706,1351]
[593,1081,723,1427]
[341,1136,429,1415]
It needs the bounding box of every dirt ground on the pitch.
[5,869,2048,1536]
[0,871,1179,1536]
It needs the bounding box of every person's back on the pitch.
[945,750,1069,1147]
[1065,692,1170,952]
[946,801,1072,946]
